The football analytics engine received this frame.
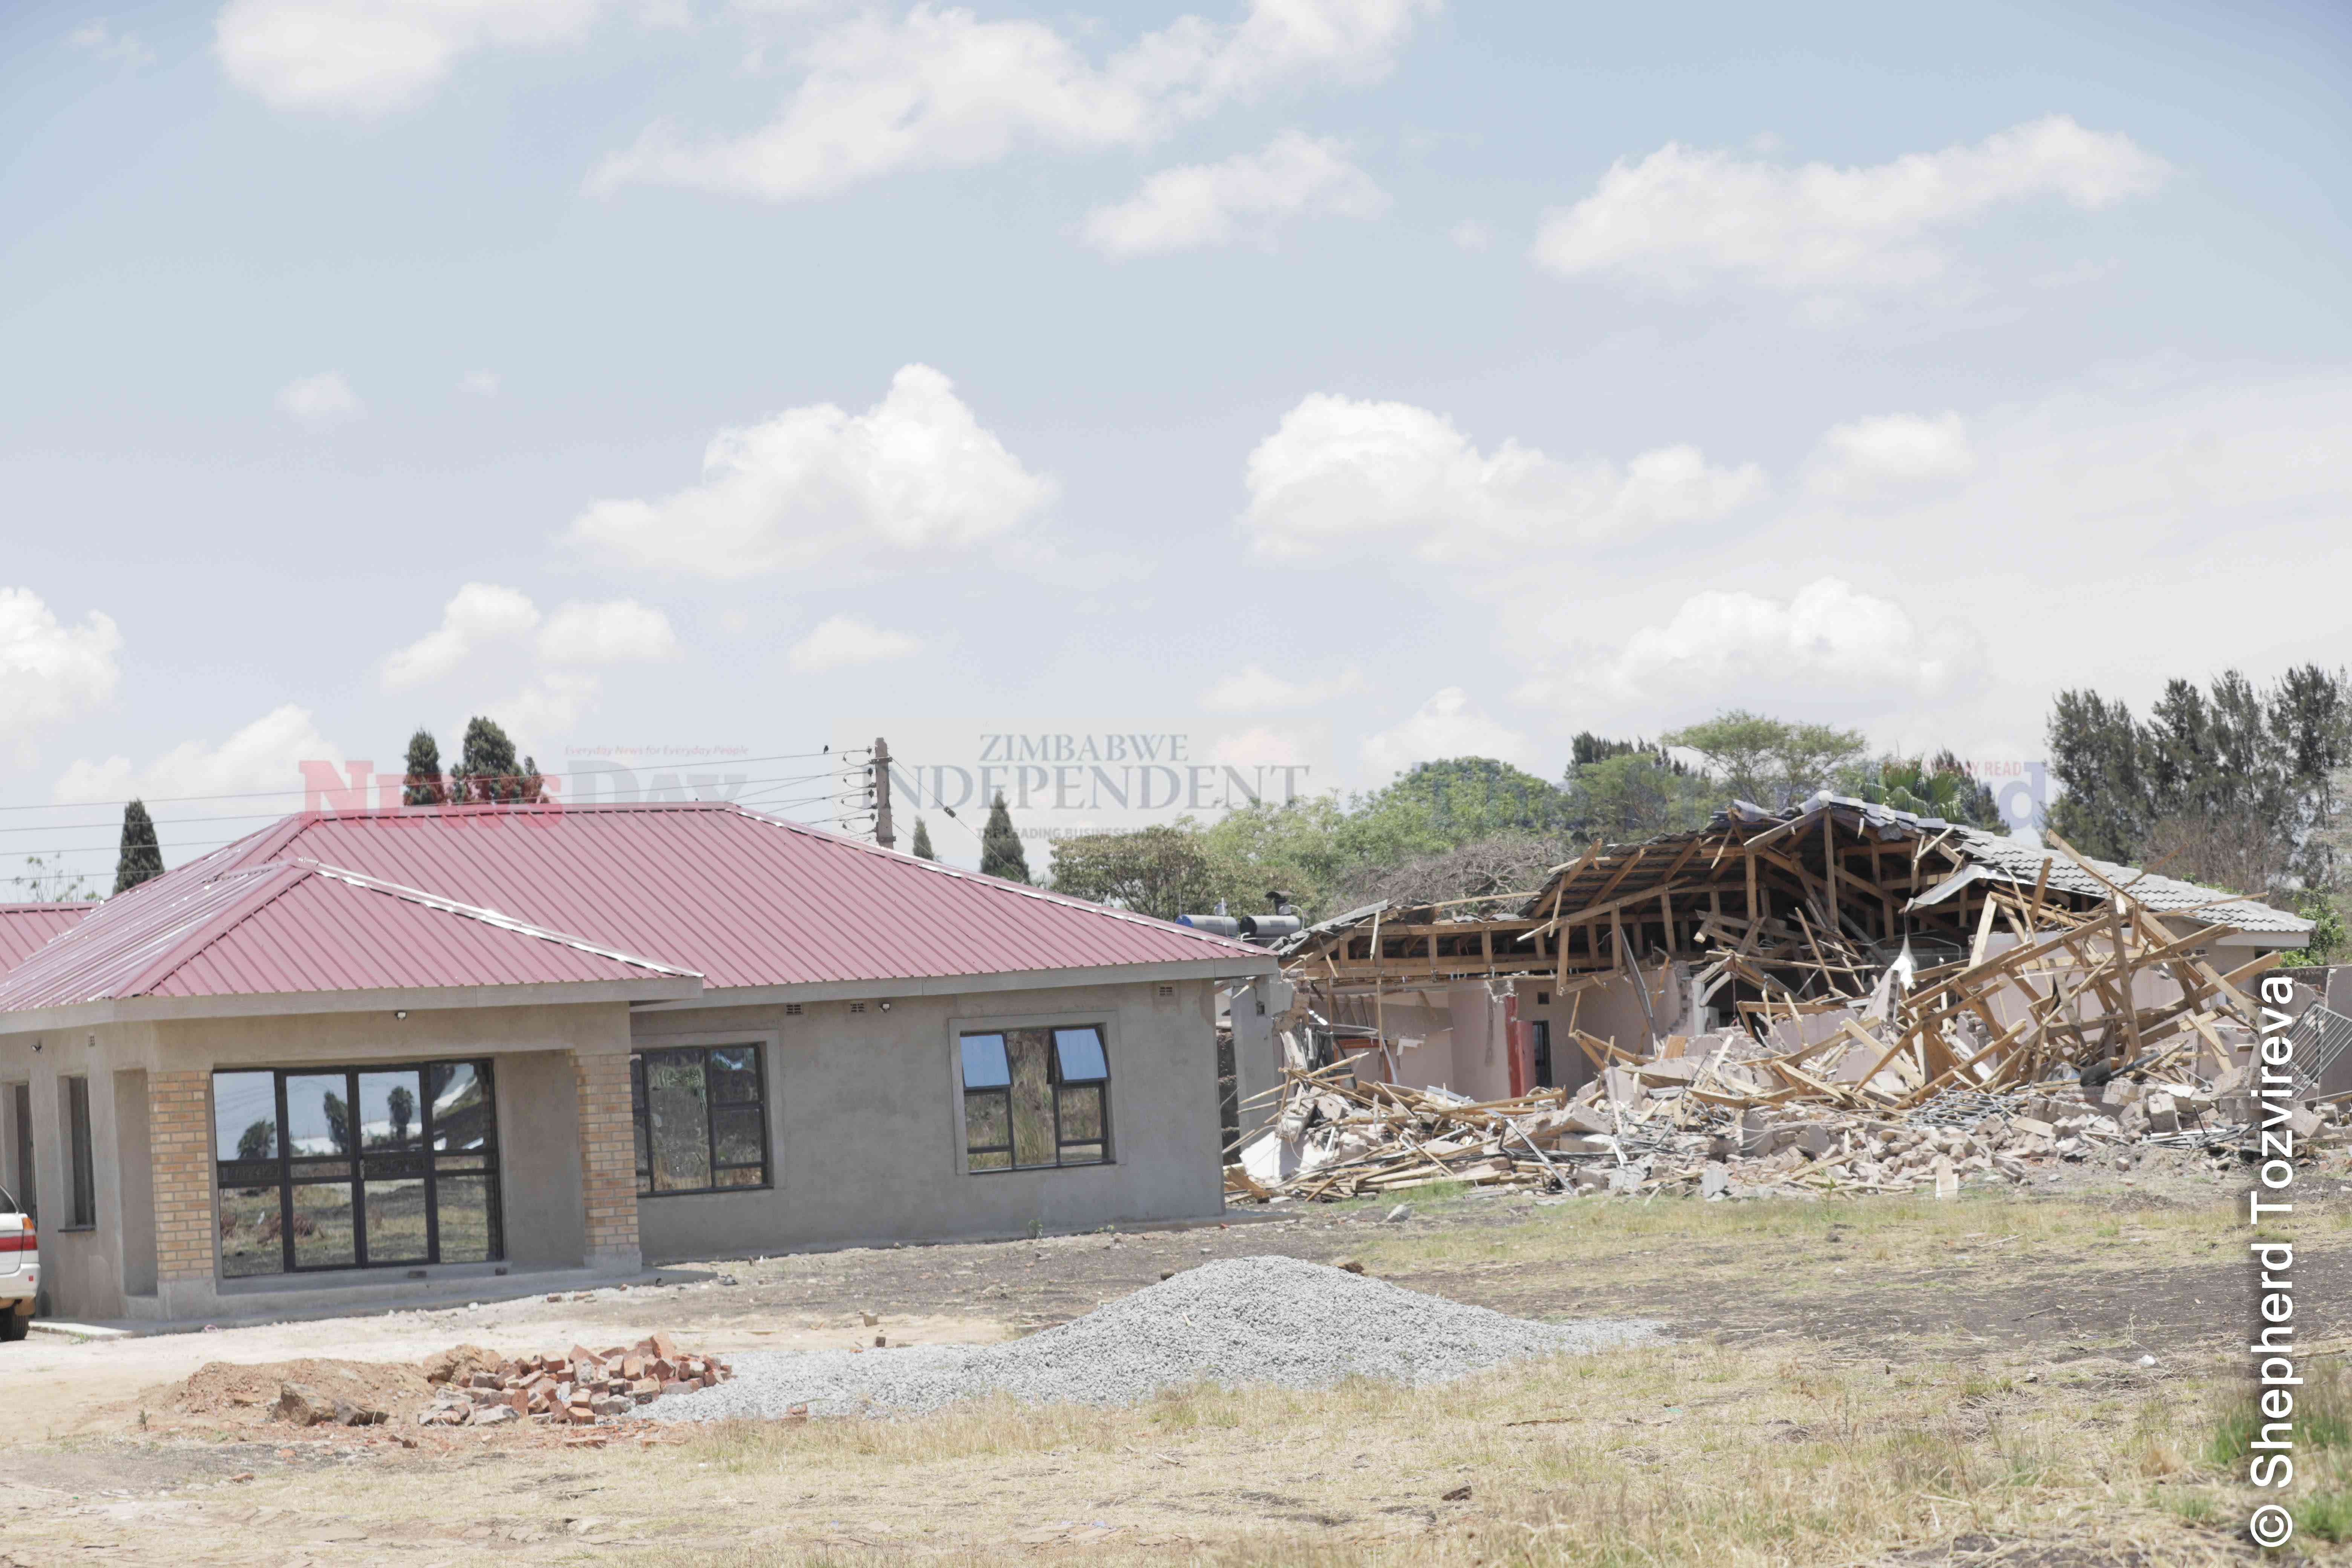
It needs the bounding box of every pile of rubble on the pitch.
[415,1334,732,1427]
[1234,825,2352,1203]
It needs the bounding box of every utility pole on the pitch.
[872,736,895,850]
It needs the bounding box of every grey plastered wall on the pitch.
[0,1000,632,1321]
[628,977,1226,1263]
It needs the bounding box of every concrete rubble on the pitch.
[1235,804,2352,1203]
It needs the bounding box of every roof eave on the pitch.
[0,973,703,1034]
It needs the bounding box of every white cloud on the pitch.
[53,704,341,804]
[495,671,604,746]
[1447,219,1492,251]
[1808,410,1975,498]
[69,21,156,69]
[460,369,501,396]
[785,615,922,673]
[275,371,364,430]
[1203,723,1320,769]
[567,364,1055,579]
[1547,578,1980,719]
[1532,115,2169,295]
[590,0,1436,201]
[0,589,122,748]
[1360,687,1529,781]
[215,0,604,116]
[1242,392,1765,560]
[1199,663,1364,712]
[381,582,541,690]
[536,599,678,665]
[1080,131,1388,257]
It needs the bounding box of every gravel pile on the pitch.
[649,1255,1659,1420]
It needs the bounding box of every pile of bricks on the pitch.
[419,1332,732,1427]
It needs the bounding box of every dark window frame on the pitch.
[1530,1019,1554,1090]
[960,1025,1113,1174]
[628,1044,772,1197]
[63,1076,95,1230]
[210,1060,503,1276]
[7,1083,32,1223]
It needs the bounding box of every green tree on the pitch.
[2044,689,2145,861]
[386,1084,415,1146]
[1662,711,1868,809]
[979,792,1030,883]
[1358,757,1570,841]
[449,717,545,804]
[1048,824,1219,922]
[909,817,936,861]
[113,799,165,894]
[1839,751,2003,829]
[1562,750,1715,842]
[236,1119,275,1161]
[401,728,447,806]
[323,1092,353,1155]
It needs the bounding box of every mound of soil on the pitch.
[162,1357,438,1427]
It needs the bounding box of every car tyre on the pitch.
[0,1308,29,1342]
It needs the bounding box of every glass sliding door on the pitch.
[210,1061,502,1277]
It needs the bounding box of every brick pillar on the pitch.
[573,1051,641,1269]
[149,1070,214,1285]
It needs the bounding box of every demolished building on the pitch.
[1224,793,2349,1200]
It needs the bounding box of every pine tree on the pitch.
[910,817,936,861]
[979,793,1029,883]
[449,717,542,803]
[113,799,164,894]
[402,728,447,806]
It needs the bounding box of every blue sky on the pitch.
[3,0,2348,882]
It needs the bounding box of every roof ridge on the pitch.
[717,804,1265,956]
[289,860,704,979]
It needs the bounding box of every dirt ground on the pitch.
[2,1155,2349,1567]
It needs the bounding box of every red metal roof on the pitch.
[0,859,696,1013]
[0,804,1264,1012]
[0,903,93,972]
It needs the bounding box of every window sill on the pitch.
[51,1225,95,1234]
[967,1161,1116,1176]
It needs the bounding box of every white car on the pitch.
[0,1187,34,1341]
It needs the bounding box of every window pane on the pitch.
[706,1047,760,1105]
[358,1071,424,1152]
[1058,1083,1105,1145]
[968,1147,1011,1171]
[427,1063,493,1152]
[212,1072,278,1162]
[289,1181,355,1269]
[217,1184,283,1277]
[1058,1143,1105,1165]
[959,1034,1009,1089]
[1006,1031,1055,1168]
[66,1078,93,1227]
[645,1052,711,1191]
[1054,1028,1107,1083]
[434,1175,498,1263]
[713,1106,764,1170]
[363,1177,429,1265]
[631,1057,652,1193]
[712,1166,764,1189]
[284,1074,353,1158]
[964,1090,1009,1156]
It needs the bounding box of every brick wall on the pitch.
[573,1051,640,1265]
[149,1070,214,1283]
